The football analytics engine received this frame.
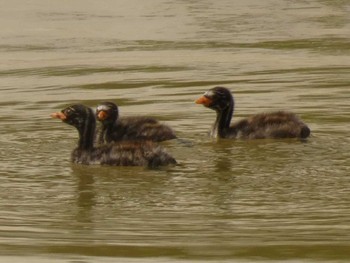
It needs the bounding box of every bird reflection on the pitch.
[71,165,97,224]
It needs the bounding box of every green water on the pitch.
[0,0,350,262]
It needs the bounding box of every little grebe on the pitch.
[195,87,310,139]
[96,102,176,144]
[51,104,177,167]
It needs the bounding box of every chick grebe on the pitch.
[96,102,176,144]
[51,104,176,167]
[195,87,310,139]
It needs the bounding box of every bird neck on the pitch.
[212,100,234,138]
[99,119,117,143]
[77,110,96,151]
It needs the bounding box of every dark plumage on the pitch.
[51,104,176,167]
[95,102,176,144]
[195,86,311,139]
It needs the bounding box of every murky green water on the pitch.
[1,0,350,262]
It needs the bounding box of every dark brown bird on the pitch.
[95,102,176,144]
[195,86,310,139]
[51,104,176,167]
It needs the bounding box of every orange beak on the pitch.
[97,110,108,121]
[195,96,212,107]
[50,112,67,121]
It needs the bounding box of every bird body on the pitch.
[221,111,310,139]
[72,140,176,167]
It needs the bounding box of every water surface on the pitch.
[1,0,350,262]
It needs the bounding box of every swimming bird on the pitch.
[51,104,176,167]
[95,102,176,144]
[195,86,310,139]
